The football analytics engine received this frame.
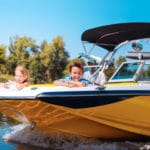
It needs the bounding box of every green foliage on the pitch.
[7,36,36,74]
[115,56,126,68]
[105,66,116,80]
[29,53,45,83]
[0,45,6,73]
[40,36,69,82]
[0,35,70,84]
[0,74,14,82]
[0,34,127,84]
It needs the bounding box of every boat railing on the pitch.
[126,51,150,60]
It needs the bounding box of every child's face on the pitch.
[15,70,27,84]
[70,66,83,81]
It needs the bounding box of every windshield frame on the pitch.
[108,61,144,83]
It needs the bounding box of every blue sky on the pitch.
[0,0,150,58]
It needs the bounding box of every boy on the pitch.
[54,62,89,87]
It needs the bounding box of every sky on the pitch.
[0,0,150,59]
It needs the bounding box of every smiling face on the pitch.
[14,66,29,84]
[15,70,27,84]
[70,66,83,81]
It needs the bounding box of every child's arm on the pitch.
[0,83,6,88]
[53,80,69,87]
[16,81,30,90]
[53,78,87,88]
[67,80,85,87]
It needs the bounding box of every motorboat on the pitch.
[0,22,150,139]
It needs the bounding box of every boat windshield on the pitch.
[139,64,150,81]
[109,62,142,82]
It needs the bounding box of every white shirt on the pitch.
[84,71,106,85]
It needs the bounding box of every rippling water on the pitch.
[0,114,150,150]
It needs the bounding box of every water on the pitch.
[0,114,150,150]
[0,114,46,150]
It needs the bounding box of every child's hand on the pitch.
[0,83,4,87]
[16,82,29,90]
[16,83,24,90]
[0,83,8,88]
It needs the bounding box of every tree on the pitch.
[1,35,71,84]
[7,36,36,74]
[0,45,6,73]
[40,36,69,82]
[29,52,45,84]
[115,56,126,68]
[105,66,115,81]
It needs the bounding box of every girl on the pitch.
[0,66,30,90]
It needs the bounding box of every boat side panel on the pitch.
[37,90,150,108]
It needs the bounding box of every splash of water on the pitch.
[2,124,49,148]
[2,123,150,150]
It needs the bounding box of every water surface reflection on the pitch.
[0,114,150,150]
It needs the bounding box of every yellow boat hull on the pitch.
[0,95,150,139]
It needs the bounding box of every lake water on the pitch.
[0,114,150,150]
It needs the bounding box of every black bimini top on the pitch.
[81,22,150,51]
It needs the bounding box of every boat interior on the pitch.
[81,41,150,85]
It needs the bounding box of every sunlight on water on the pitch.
[1,123,150,150]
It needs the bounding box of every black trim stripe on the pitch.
[37,90,150,108]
